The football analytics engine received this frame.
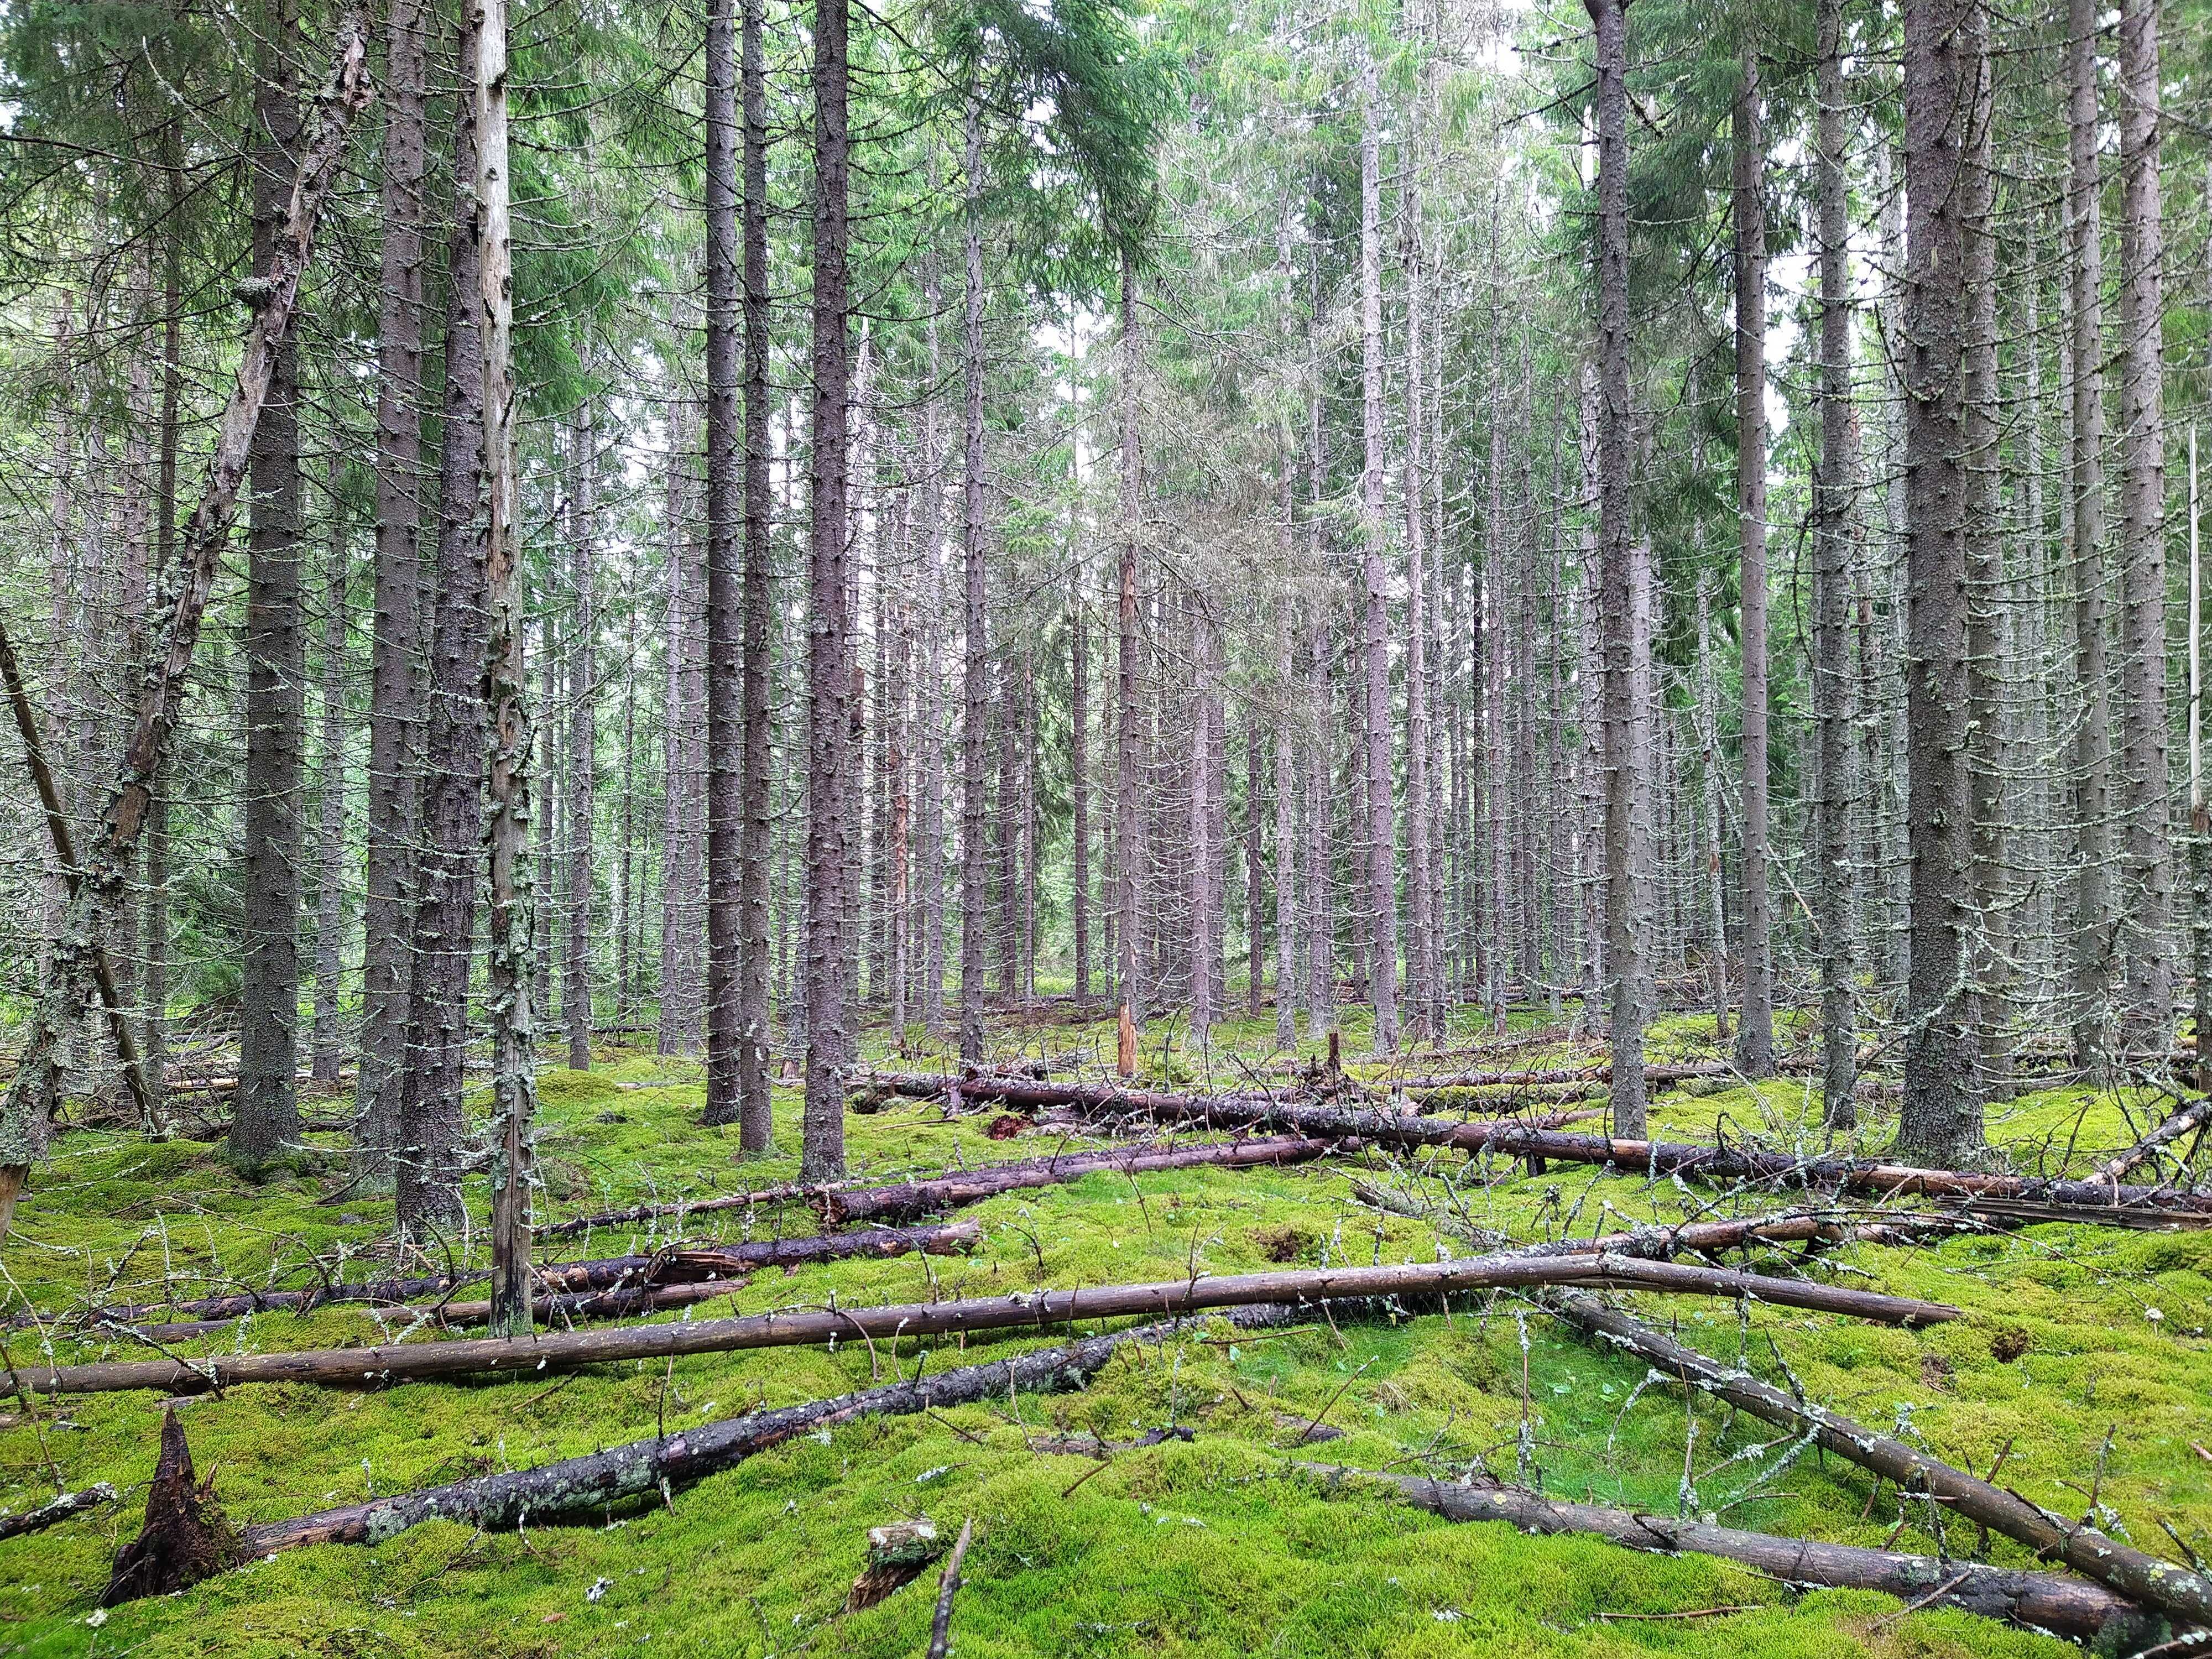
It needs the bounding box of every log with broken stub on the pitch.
[194,1324,1176,1577]
[0,1481,117,1543]
[1493,1209,1983,1262]
[869,1077,2212,1226]
[1552,1292,2212,1629]
[1301,1464,2145,1645]
[1384,1058,1815,1092]
[0,15,375,1237]
[2096,1095,2212,1185]
[813,1136,1341,1226]
[14,1221,981,1334]
[536,1181,811,1241]
[12,1252,1959,1398]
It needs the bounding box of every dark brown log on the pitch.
[815,1136,1340,1227]
[1553,1293,2212,1628]
[15,1253,1957,1398]
[102,1410,241,1605]
[0,1481,116,1542]
[864,1074,2212,1225]
[19,1221,980,1333]
[1304,1464,2146,1645]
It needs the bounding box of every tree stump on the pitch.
[103,1408,242,1605]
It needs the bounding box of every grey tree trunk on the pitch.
[311,473,348,1084]
[355,0,427,1172]
[1897,0,1981,1165]
[234,1,305,1170]
[917,234,948,1034]
[659,399,705,1055]
[1274,578,1298,1051]
[1357,52,1398,1054]
[397,6,488,1231]
[1071,551,1090,1005]
[1730,41,1774,1080]
[958,108,990,1067]
[1588,0,1647,1134]
[2115,0,2170,1047]
[1814,0,1859,1130]
[1693,568,1729,1039]
[1402,163,1437,1045]
[801,0,853,1181]
[1190,603,1216,1046]
[1115,254,1145,1040]
[565,399,597,1071]
[735,0,774,1146]
[702,0,740,1121]
[2065,0,2112,1067]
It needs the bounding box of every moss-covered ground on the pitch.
[2,1002,2208,1657]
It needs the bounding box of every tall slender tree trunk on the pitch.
[801,0,853,1181]
[702,0,741,1123]
[1190,602,1215,1047]
[1071,554,1091,1005]
[1403,161,1436,1045]
[958,107,991,1067]
[565,399,597,1070]
[1588,0,1646,1133]
[312,472,348,1084]
[660,399,705,1054]
[234,0,305,1170]
[397,3,488,1231]
[735,0,775,1145]
[1814,0,1858,1130]
[1357,51,1398,1055]
[1731,41,1774,1079]
[1274,583,1299,1050]
[2065,0,2112,1067]
[1897,0,1980,1165]
[143,165,185,1100]
[1693,569,1729,1038]
[917,238,948,1036]
[356,0,427,1171]
[1115,252,1146,1047]
[2115,0,2169,1046]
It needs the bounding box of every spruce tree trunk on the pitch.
[1356,53,1398,1054]
[311,478,347,1084]
[1587,0,1646,1134]
[1897,0,1980,1165]
[801,0,853,1180]
[1814,0,1858,1129]
[1730,41,1774,1080]
[702,0,740,1121]
[1402,165,1436,1044]
[735,0,774,1145]
[1071,554,1090,1005]
[1115,254,1145,1040]
[917,231,948,1035]
[2065,0,2112,1067]
[356,0,427,1171]
[234,0,305,1170]
[958,108,990,1066]
[659,399,705,1055]
[1274,583,1298,1051]
[565,400,597,1070]
[1190,603,1215,1046]
[397,7,488,1232]
[2115,0,2169,1047]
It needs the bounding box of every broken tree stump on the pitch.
[101,1410,242,1605]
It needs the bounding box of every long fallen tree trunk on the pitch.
[2096,1095,2212,1185]
[104,1323,1174,1598]
[860,1074,2212,1224]
[1552,1292,2212,1629]
[11,1252,1958,1398]
[815,1136,1340,1226]
[14,1220,980,1333]
[0,18,374,1238]
[1301,1464,2143,1644]
[0,1481,117,1543]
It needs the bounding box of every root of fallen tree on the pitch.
[1300,1463,2154,1646]
[12,1252,1957,1398]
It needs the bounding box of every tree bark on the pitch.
[1357,51,1398,1055]
[917,226,948,1035]
[1730,41,1773,1080]
[1071,552,1090,1005]
[801,0,853,1180]
[958,107,991,1068]
[234,0,306,1170]
[1115,254,1146,1040]
[659,397,705,1055]
[356,0,427,1173]
[564,398,597,1071]
[1403,153,1437,1045]
[1897,0,1980,1165]
[311,471,347,1084]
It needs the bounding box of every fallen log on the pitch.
[538,1182,812,1241]
[0,1481,117,1544]
[865,1076,2212,1226]
[14,1221,980,1334]
[815,1136,1341,1227]
[11,1251,1958,1398]
[1552,1292,2212,1629]
[103,1323,1170,1599]
[1302,1464,2146,1645]
[2097,1095,2212,1185]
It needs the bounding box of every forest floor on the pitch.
[1,999,2208,1657]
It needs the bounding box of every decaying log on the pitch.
[862,1075,2212,1227]
[124,1323,1175,1594]
[0,1480,116,1543]
[101,1410,241,1605]
[1302,1464,2147,1645]
[16,1220,980,1334]
[926,1516,975,1659]
[1552,1292,2212,1629]
[815,1136,1340,1227]
[2096,1095,2212,1185]
[846,1519,948,1611]
[538,1182,812,1241]
[15,1252,1957,1399]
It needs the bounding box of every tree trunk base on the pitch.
[102,1409,242,1605]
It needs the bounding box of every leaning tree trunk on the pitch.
[1813,0,1858,1130]
[2064,0,2111,1068]
[2115,0,2169,1049]
[1586,0,1646,1135]
[1897,0,1980,1166]
[801,0,853,1181]
[396,11,489,1233]
[1356,51,1398,1055]
[233,0,306,1172]
[1730,40,1774,1081]
[356,0,427,1173]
